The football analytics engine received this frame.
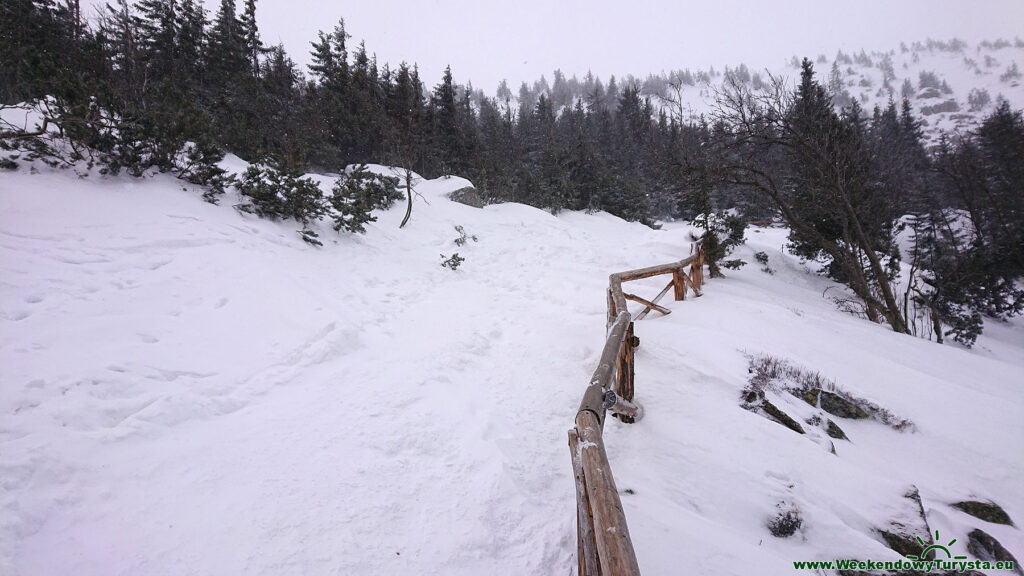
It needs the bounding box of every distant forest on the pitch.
[2,0,1023,346]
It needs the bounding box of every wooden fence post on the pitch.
[690,244,704,292]
[615,322,637,423]
[672,267,686,301]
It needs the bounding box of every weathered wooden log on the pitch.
[569,429,599,576]
[591,311,631,389]
[578,383,607,427]
[623,292,671,316]
[690,245,705,290]
[607,287,617,327]
[615,322,636,423]
[672,267,686,301]
[616,255,697,283]
[574,410,642,576]
[603,390,643,421]
[635,280,675,321]
[681,270,702,298]
[608,274,628,322]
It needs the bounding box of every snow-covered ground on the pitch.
[2,165,1021,575]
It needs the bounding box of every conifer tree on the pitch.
[430,65,461,175]
[207,0,246,81]
[135,0,177,82]
[307,18,350,168]
[175,0,206,83]
[239,0,265,77]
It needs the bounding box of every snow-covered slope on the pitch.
[509,39,1024,143]
[1,166,1021,575]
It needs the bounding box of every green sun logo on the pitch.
[905,530,968,561]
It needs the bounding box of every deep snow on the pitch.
[1,164,1021,575]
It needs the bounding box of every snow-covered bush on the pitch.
[968,88,992,112]
[237,158,326,225]
[329,165,402,234]
[174,141,235,204]
[918,70,942,90]
[1000,62,1021,83]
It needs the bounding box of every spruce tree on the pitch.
[134,0,177,82]
[239,0,265,77]
[430,65,461,175]
[175,0,206,84]
[307,18,350,168]
[207,0,246,81]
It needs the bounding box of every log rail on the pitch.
[570,242,705,576]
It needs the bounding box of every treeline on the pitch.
[0,0,705,223]
[2,2,1022,345]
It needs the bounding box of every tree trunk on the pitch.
[754,172,884,322]
[399,168,413,229]
[837,182,909,333]
[929,298,944,344]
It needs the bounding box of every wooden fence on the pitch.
[569,242,706,576]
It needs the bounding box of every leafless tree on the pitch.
[708,68,910,333]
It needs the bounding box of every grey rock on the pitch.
[953,500,1014,526]
[448,186,483,208]
[968,529,1023,576]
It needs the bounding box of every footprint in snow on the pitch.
[2,310,31,321]
[144,367,215,382]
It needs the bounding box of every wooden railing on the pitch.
[569,242,706,576]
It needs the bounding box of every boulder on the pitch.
[877,487,934,560]
[968,529,1024,575]
[447,186,483,208]
[953,500,1014,526]
[819,390,869,419]
[761,399,805,434]
[826,419,848,440]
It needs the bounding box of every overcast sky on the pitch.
[86,0,1024,92]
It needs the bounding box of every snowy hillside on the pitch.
[2,165,1022,575]
[783,39,1024,139]
[505,38,1024,143]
